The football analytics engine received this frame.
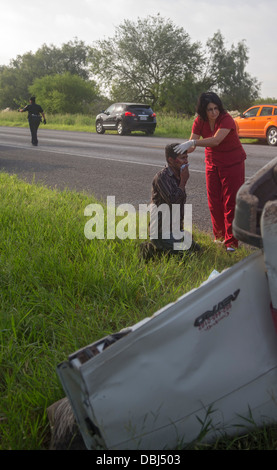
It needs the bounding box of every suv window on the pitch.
[244,107,259,118]
[105,104,115,114]
[128,105,153,115]
[115,104,124,112]
[260,107,273,116]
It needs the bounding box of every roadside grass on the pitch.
[0,110,93,133]
[0,110,260,143]
[1,172,272,450]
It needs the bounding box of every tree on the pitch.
[90,14,202,107]
[0,38,93,109]
[159,74,213,115]
[0,65,22,109]
[203,31,260,110]
[29,73,99,114]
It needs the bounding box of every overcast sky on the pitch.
[1,0,276,99]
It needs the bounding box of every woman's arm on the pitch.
[175,127,231,154]
[191,128,231,148]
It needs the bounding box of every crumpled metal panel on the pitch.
[57,157,277,450]
[57,251,277,450]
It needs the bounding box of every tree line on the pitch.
[0,15,261,115]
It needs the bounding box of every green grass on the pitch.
[1,172,276,450]
[0,110,94,133]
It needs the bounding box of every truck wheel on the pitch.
[117,122,126,135]
[267,127,277,146]
[96,121,105,134]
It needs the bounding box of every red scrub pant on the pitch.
[205,161,245,248]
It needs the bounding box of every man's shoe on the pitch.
[226,246,236,253]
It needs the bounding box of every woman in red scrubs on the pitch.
[175,92,246,252]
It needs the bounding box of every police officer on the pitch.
[19,96,46,146]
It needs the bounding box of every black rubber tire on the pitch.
[266,127,277,146]
[96,120,105,134]
[117,121,126,135]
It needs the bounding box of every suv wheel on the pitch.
[117,121,126,135]
[267,127,277,146]
[96,120,105,134]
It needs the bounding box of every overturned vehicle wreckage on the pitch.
[51,157,277,450]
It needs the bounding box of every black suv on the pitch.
[95,103,156,136]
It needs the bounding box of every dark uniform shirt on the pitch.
[23,103,44,118]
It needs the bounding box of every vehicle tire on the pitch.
[266,127,277,146]
[117,121,126,135]
[145,129,155,136]
[96,120,105,134]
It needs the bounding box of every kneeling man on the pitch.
[149,143,200,255]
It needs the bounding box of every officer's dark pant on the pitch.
[28,116,41,145]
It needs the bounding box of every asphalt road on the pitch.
[1,126,277,233]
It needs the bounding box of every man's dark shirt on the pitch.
[150,166,187,238]
[23,103,43,118]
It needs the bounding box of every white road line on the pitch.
[0,142,207,173]
[1,142,250,178]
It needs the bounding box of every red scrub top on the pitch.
[192,113,246,167]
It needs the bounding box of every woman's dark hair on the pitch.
[196,92,226,121]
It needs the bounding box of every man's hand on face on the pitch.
[177,153,189,188]
[180,162,189,184]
